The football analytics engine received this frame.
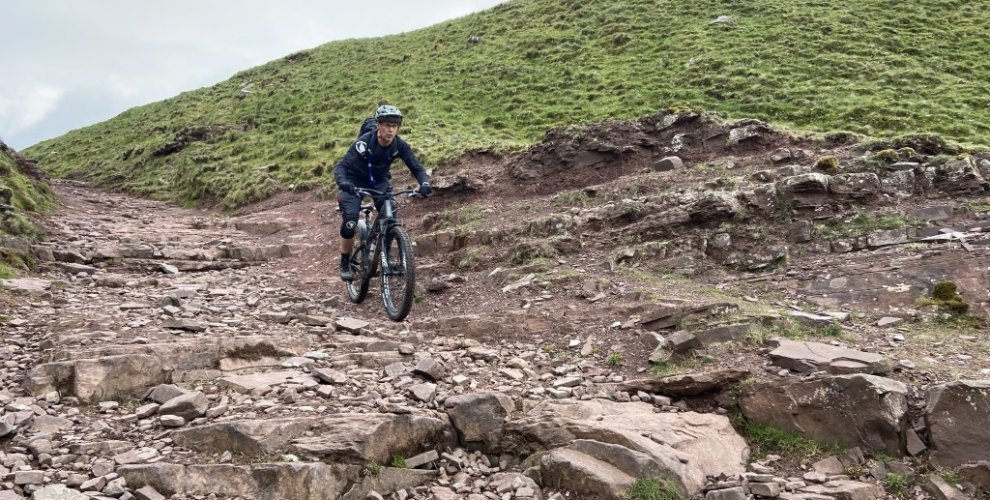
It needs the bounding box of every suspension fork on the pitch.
[378,217,406,275]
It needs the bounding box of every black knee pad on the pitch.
[340,219,357,239]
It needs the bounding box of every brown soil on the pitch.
[224,111,990,388]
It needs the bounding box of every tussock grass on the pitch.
[624,477,682,500]
[813,211,925,240]
[1,146,54,266]
[733,413,838,460]
[25,0,990,208]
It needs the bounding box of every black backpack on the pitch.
[357,117,377,139]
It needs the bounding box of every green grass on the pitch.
[552,190,595,207]
[746,319,845,344]
[364,460,382,477]
[962,196,990,213]
[624,478,682,500]
[390,454,407,469]
[423,202,487,234]
[940,469,963,487]
[23,0,990,208]
[813,211,924,240]
[509,240,559,265]
[735,416,835,460]
[1,144,55,269]
[606,352,623,366]
[648,356,707,378]
[883,473,908,497]
[453,248,485,269]
[1,147,51,213]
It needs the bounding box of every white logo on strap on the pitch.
[356,141,367,154]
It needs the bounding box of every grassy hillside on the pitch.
[1,141,55,276]
[26,0,990,208]
[1,143,53,236]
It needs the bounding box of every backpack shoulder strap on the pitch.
[355,131,376,159]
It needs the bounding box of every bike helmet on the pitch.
[375,104,403,124]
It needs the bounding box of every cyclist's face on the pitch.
[377,121,399,145]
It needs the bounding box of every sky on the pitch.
[0,0,507,150]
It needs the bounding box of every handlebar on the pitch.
[354,187,424,198]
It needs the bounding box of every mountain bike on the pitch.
[345,187,419,321]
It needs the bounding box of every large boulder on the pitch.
[726,120,772,146]
[880,169,917,197]
[686,192,738,224]
[339,468,439,500]
[0,277,51,294]
[172,418,317,456]
[26,337,311,403]
[159,392,209,421]
[930,157,989,195]
[540,439,681,500]
[27,355,170,403]
[960,461,990,494]
[28,485,88,500]
[118,462,352,499]
[739,374,908,455]
[444,392,515,449]
[291,413,455,464]
[173,414,453,465]
[828,172,881,200]
[776,173,830,207]
[926,380,990,467]
[504,399,748,496]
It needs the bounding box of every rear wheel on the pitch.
[346,246,370,303]
[379,226,415,321]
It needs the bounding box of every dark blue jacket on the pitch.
[333,132,429,189]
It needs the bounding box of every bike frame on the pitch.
[354,187,416,281]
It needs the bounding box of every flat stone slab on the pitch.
[769,339,890,374]
[162,318,206,332]
[640,302,738,331]
[786,310,836,325]
[28,485,88,500]
[118,462,352,498]
[790,251,990,320]
[60,262,99,274]
[0,277,51,293]
[876,316,903,327]
[218,370,305,393]
[335,317,369,333]
[800,480,884,499]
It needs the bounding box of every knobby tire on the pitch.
[380,226,415,321]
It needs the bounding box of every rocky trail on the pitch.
[2,111,990,499]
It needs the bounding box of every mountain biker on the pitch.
[334,104,432,281]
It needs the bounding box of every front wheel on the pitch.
[346,246,370,304]
[379,226,415,321]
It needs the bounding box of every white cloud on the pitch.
[106,74,143,100]
[0,0,508,149]
[0,86,66,138]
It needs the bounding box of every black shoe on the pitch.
[339,254,353,282]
